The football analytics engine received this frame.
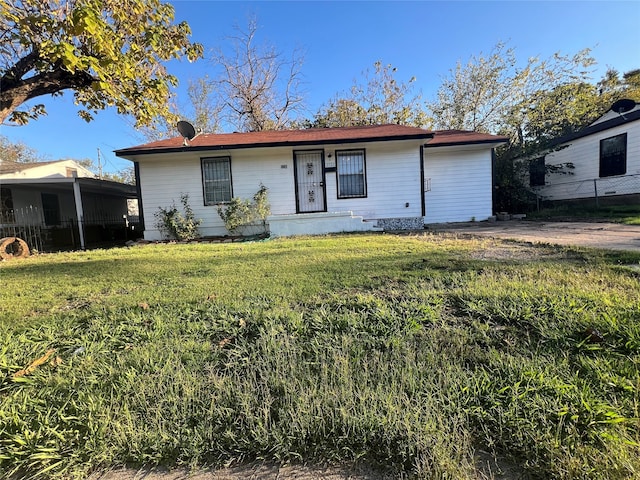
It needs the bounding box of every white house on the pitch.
[0,159,138,250]
[526,104,640,202]
[115,124,507,239]
[0,159,95,180]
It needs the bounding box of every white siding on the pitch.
[536,120,640,201]
[136,141,425,239]
[323,141,423,220]
[134,139,495,239]
[424,147,493,223]
[0,160,95,179]
[138,148,297,239]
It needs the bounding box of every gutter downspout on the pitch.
[72,178,86,250]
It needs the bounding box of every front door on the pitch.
[294,150,326,213]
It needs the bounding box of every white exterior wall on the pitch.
[135,140,424,240]
[423,146,494,223]
[535,120,640,201]
[0,160,95,179]
[137,147,298,239]
[323,141,423,220]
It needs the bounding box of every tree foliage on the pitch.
[428,42,639,212]
[0,0,203,126]
[428,43,597,138]
[210,18,305,132]
[0,134,42,163]
[306,61,430,128]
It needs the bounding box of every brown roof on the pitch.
[0,160,61,174]
[115,124,507,157]
[426,130,508,147]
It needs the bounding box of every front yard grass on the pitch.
[1,233,639,479]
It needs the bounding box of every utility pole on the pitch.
[97,148,103,179]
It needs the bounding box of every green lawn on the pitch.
[1,234,639,479]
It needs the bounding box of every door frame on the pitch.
[293,149,327,213]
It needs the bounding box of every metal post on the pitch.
[72,179,86,250]
[593,179,599,208]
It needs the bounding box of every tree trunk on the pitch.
[1,68,95,124]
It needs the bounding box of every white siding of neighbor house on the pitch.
[0,160,95,179]
[136,140,425,239]
[535,120,640,201]
[423,146,494,223]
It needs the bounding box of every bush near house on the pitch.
[0,234,639,479]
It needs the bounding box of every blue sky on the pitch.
[2,0,639,174]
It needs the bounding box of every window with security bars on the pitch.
[202,157,232,204]
[599,133,627,177]
[336,149,366,198]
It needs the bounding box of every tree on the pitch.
[0,134,42,162]
[137,75,221,141]
[307,61,430,128]
[210,18,305,132]
[428,42,640,212]
[0,0,203,126]
[428,42,597,138]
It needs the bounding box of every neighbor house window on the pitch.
[202,157,232,204]
[1,187,14,223]
[599,133,627,177]
[336,149,366,198]
[529,157,545,187]
[41,193,61,226]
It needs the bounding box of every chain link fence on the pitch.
[533,173,640,209]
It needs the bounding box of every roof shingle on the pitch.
[115,124,507,157]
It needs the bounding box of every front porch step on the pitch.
[268,211,380,237]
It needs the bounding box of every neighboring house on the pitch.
[0,159,139,251]
[525,104,640,202]
[115,124,507,239]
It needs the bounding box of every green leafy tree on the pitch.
[428,42,640,212]
[0,0,203,126]
[307,61,430,128]
[428,42,597,137]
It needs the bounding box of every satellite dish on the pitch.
[177,120,196,145]
[611,98,636,115]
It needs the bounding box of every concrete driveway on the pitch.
[428,220,640,252]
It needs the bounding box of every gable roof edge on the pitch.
[115,132,434,158]
[546,109,640,149]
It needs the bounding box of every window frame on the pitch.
[529,156,546,187]
[599,133,627,178]
[335,148,367,199]
[201,156,233,205]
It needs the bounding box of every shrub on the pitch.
[217,184,270,234]
[154,194,202,240]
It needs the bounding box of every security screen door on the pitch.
[294,150,326,213]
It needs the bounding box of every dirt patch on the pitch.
[468,239,563,262]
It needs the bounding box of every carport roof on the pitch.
[0,177,137,197]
